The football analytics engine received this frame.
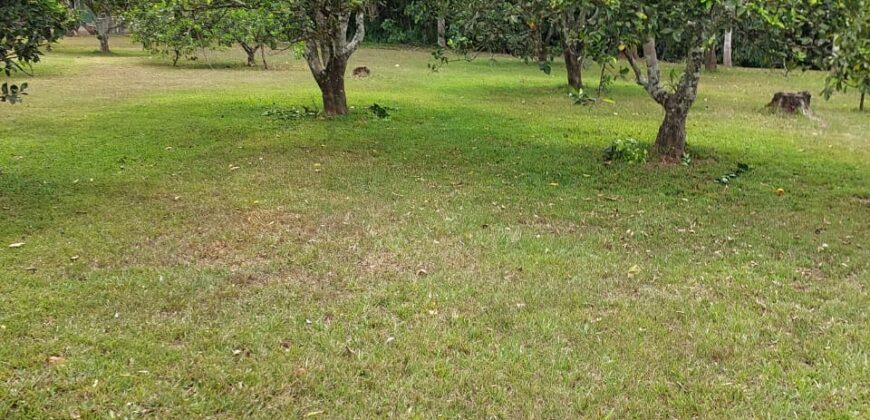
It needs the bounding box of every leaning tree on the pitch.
[1,0,71,104]
[615,0,746,161]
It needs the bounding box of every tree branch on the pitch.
[342,11,365,57]
[305,41,325,79]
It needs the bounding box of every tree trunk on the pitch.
[624,45,639,62]
[260,44,269,70]
[533,27,546,63]
[172,50,180,66]
[437,16,447,48]
[723,29,733,67]
[98,34,110,53]
[705,46,717,71]
[564,47,582,90]
[653,40,702,162]
[655,106,688,160]
[241,43,259,67]
[642,40,658,71]
[315,58,349,116]
[859,92,865,111]
[304,10,364,117]
[95,15,112,53]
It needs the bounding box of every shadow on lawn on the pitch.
[0,93,828,243]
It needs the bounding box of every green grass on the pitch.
[1,36,868,418]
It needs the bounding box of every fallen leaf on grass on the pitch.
[627,265,641,278]
[8,242,25,248]
[47,356,65,365]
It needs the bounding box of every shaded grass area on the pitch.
[1,37,868,417]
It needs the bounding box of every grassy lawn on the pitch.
[1,37,868,418]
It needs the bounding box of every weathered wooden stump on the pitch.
[767,91,812,115]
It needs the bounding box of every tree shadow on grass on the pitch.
[2,93,860,245]
[137,60,262,71]
[45,48,148,58]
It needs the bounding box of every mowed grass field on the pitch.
[1,36,868,418]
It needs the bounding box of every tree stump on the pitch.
[767,91,812,115]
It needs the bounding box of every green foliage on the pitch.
[127,1,213,64]
[602,138,648,163]
[262,106,322,121]
[821,1,868,110]
[127,1,287,66]
[367,103,396,119]
[750,0,867,109]
[0,0,72,104]
[716,162,751,184]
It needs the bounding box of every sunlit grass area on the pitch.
[1,37,868,417]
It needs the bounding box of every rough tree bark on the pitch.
[532,26,545,63]
[705,46,717,71]
[98,35,110,53]
[563,46,583,89]
[437,16,447,48]
[260,44,269,69]
[94,16,113,54]
[625,37,704,161]
[723,29,733,67]
[766,91,812,114]
[304,10,365,116]
[241,42,260,67]
[560,12,584,90]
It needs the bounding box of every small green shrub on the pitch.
[603,138,648,163]
[716,162,751,185]
[262,106,321,121]
[368,103,396,119]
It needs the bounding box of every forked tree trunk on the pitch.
[241,43,259,66]
[624,37,702,162]
[564,47,582,89]
[314,58,349,116]
[723,29,733,67]
[304,10,365,117]
[437,16,447,48]
[94,16,112,54]
[239,42,259,67]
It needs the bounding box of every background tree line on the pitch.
[4,0,867,160]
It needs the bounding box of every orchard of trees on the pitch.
[3,0,868,160]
